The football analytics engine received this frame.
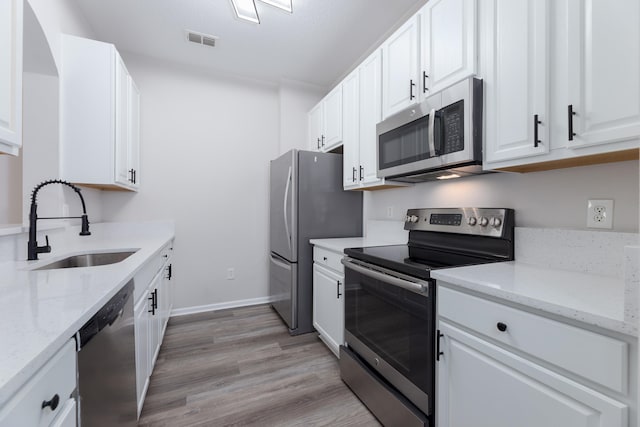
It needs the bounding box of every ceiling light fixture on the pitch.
[230,0,292,24]
[260,0,293,13]
[230,0,260,24]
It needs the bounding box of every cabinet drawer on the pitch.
[438,286,628,394]
[0,339,77,426]
[313,247,344,273]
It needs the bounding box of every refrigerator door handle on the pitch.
[270,253,292,270]
[283,166,292,250]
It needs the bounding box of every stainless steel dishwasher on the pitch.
[77,280,137,426]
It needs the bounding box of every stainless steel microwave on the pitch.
[376,77,484,182]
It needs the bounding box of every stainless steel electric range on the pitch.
[339,208,515,427]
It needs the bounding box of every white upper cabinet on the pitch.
[342,69,360,189]
[308,103,323,151]
[484,0,639,171]
[322,85,343,150]
[0,0,23,156]
[565,0,640,149]
[61,35,140,191]
[358,50,386,186]
[421,0,477,95]
[343,49,407,190]
[308,85,343,152]
[382,15,420,119]
[128,77,141,187]
[482,0,550,164]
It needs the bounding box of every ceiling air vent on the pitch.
[185,30,218,48]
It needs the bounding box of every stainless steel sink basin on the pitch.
[34,251,137,270]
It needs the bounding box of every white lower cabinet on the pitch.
[436,285,635,427]
[0,339,77,427]
[134,241,173,418]
[312,246,345,357]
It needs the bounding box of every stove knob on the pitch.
[467,217,477,226]
[479,217,489,227]
[490,217,502,227]
[405,215,411,223]
[410,215,419,223]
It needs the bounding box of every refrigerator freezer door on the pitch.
[269,253,298,330]
[270,150,297,262]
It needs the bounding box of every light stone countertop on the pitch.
[0,222,175,406]
[309,236,406,253]
[432,261,636,337]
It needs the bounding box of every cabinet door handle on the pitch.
[568,105,576,141]
[436,330,444,361]
[166,264,172,280]
[42,394,60,411]
[497,322,508,332]
[359,165,364,181]
[317,137,320,150]
[148,292,156,315]
[533,114,542,147]
[337,280,342,298]
[409,79,416,100]
[352,167,357,182]
[321,135,325,147]
[154,289,159,310]
[129,168,134,183]
[423,71,429,93]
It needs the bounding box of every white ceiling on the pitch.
[72,0,427,88]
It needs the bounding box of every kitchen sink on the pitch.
[33,251,137,270]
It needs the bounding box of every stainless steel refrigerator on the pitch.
[269,149,363,335]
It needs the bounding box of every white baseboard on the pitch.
[170,296,275,318]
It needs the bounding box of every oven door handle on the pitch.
[341,258,429,294]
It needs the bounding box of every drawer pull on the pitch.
[496,322,508,332]
[42,394,60,411]
[323,256,327,261]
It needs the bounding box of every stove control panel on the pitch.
[404,208,514,238]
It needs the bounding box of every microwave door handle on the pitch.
[428,108,436,157]
[341,258,429,294]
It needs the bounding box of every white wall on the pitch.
[0,0,103,229]
[101,54,280,310]
[365,160,640,232]
[278,79,325,154]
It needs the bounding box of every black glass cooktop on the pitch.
[344,244,498,280]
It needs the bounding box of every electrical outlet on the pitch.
[226,268,235,280]
[587,199,614,229]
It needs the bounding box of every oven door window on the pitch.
[378,115,434,170]
[344,267,434,393]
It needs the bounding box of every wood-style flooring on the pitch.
[138,304,380,426]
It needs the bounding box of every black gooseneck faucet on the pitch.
[28,179,91,261]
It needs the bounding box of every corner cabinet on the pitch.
[436,285,635,427]
[308,85,343,152]
[482,0,640,172]
[60,35,140,191]
[312,246,345,357]
[0,0,23,156]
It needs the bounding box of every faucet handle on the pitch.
[39,235,51,254]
